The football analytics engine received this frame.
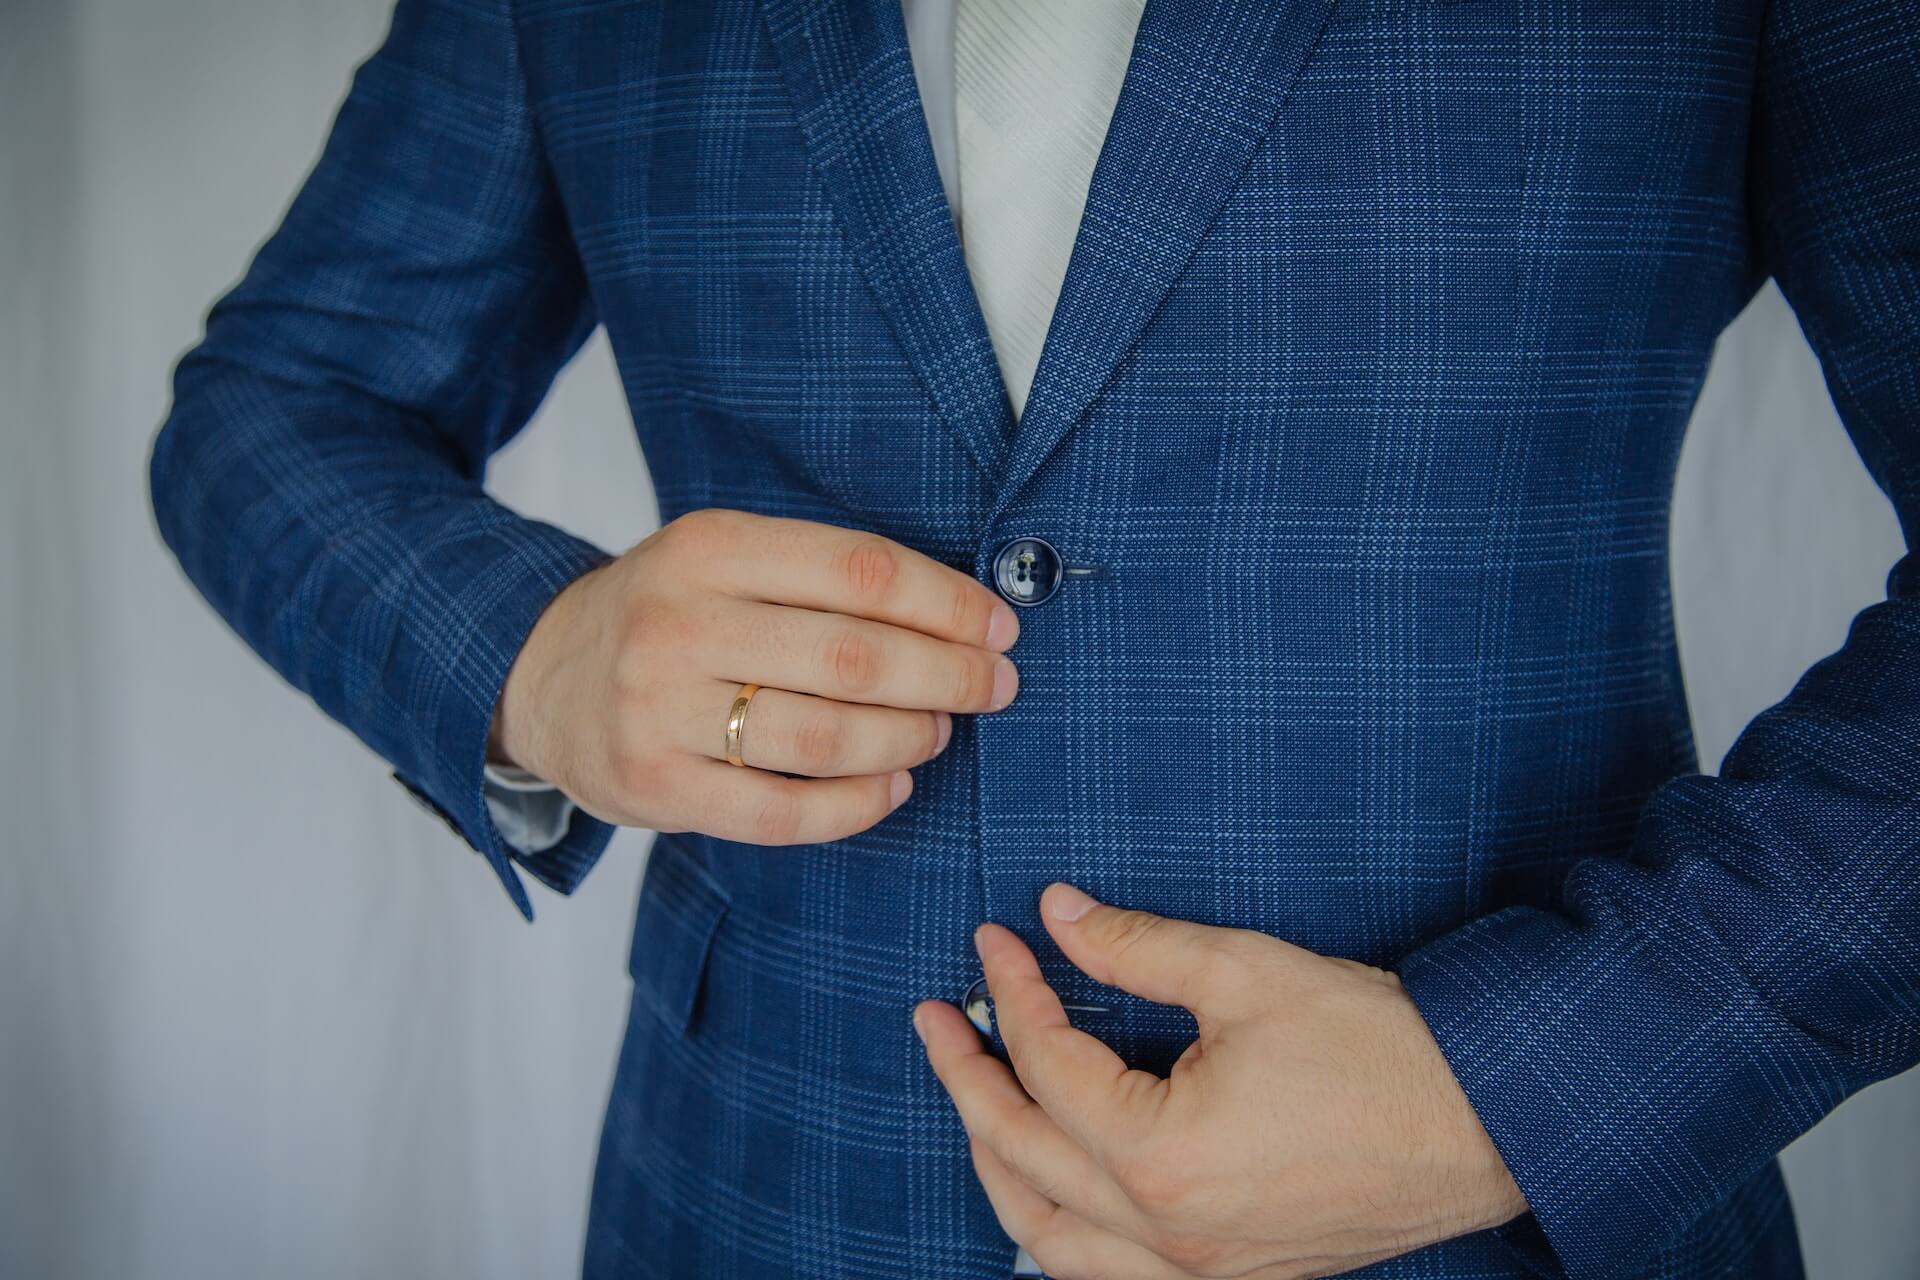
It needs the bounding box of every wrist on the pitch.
[1459,1148,1530,1234]
[1442,1098,1530,1235]
[485,698,521,770]
[490,635,556,781]
[1389,974,1531,1237]
[489,561,597,780]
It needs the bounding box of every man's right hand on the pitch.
[485,508,1021,845]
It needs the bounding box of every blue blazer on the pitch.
[149,1,1920,1276]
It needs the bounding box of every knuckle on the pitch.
[1102,910,1167,962]
[667,507,748,560]
[822,624,885,693]
[660,508,715,553]
[1001,1146,1065,1207]
[947,582,980,639]
[1207,932,1257,980]
[1036,1243,1112,1280]
[790,707,849,773]
[609,744,666,802]
[619,599,691,659]
[840,536,901,605]
[1140,1222,1189,1267]
[1140,1218,1219,1272]
[1220,925,1270,961]
[615,597,654,650]
[1024,1241,1076,1280]
[948,657,986,710]
[610,634,650,694]
[750,780,804,845]
[1161,1235,1234,1277]
[1115,1149,1189,1215]
[630,521,677,564]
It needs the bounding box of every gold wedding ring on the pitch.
[724,682,761,767]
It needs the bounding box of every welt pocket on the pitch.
[628,835,732,1037]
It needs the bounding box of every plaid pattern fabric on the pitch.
[147,0,1920,1277]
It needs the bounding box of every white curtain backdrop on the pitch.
[3,3,1916,1276]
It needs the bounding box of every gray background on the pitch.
[2,2,1915,1276]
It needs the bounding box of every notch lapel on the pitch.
[759,0,1014,480]
[986,0,1335,519]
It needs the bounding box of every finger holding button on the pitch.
[705,511,1023,651]
[701,596,1019,715]
[487,508,1030,848]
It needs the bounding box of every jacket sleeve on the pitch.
[147,0,619,920]
[1395,2,1920,1275]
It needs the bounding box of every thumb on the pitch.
[1039,882,1256,1017]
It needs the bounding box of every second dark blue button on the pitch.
[991,536,1063,607]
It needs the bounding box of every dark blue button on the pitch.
[991,536,1063,607]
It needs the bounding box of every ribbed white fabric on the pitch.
[954,0,1146,421]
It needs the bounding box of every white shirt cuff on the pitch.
[482,761,576,854]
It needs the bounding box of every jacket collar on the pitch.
[759,0,1334,518]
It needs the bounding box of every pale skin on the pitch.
[488,506,1021,838]
[493,508,1528,1278]
[916,886,1530,1279]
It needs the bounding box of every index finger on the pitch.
[975,923,1165,1162]
[698,511,1019,651]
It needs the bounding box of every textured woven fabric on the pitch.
[147,1,1920,1277]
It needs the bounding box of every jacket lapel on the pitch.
[759,0,1014,480]
[987,0,1335,518]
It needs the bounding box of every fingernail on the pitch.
[986,604,1020,651]
[1045,882,1096,922]
[889,770,913,806]
[934,711,953,753]
[989,658,1019,710]
[911,1006,926,1042]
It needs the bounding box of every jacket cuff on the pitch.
[1393,881,1833,1280]
[512,805,619,899]
[388,515,614,920]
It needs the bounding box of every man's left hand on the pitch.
[913,883,1530,1279]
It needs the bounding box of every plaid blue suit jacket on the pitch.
[149,0,1920,1276]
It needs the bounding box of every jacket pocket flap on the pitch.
[628,837,731,1036]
